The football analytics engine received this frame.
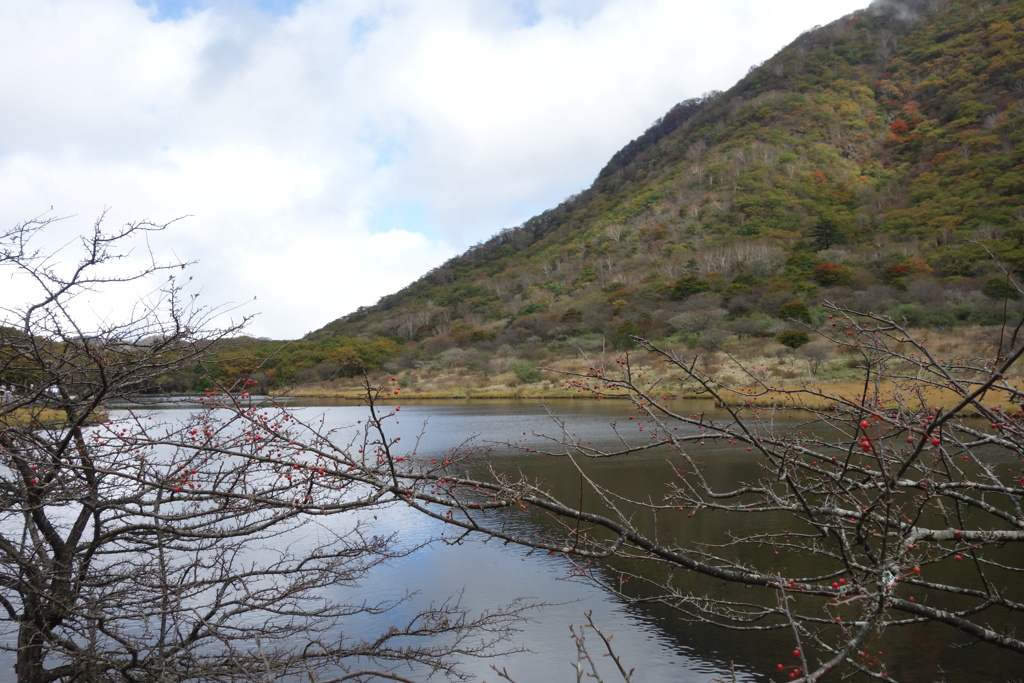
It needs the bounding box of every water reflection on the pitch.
[105,397,762,681]
[106,397,1023,682]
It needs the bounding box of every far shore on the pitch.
[273,378,1022,414]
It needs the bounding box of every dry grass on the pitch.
[2,406,109,428]
[277,325,1023,411]
[280,368,1023,412]
[716,379,1023,412]
[283,381,581,400]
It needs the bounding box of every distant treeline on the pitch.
[154,335,402,394]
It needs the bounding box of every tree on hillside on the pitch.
[296,304,1024,681]
[0,215,526,683]
[811,216,839,251]
[776,328,811,349]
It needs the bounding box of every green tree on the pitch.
[776,328,811,349]
[811,215,840,250]
[611,321,638,349]
[670,276,710,300]
[982,276,1022,301]
[513,360,543,384]
[778,300,813,323]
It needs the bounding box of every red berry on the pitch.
[860,420,870,428]
[793,649,801,657]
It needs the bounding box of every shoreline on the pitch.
[272,380,1022,414]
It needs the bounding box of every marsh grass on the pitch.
[274,325,1022,412]
[2,406,109,429]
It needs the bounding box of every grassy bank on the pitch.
[3,406,109,429]
[276,325,1022,414]
[280,380,1022,413]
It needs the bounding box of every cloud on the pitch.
[0,0,871,339]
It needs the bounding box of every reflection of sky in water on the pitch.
[88,399,759,682]
[79,397,1024,682]
[314,501,732,682]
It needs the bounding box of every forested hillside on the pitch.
[199,0,1024,392]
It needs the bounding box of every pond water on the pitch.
[108,397,1022,682]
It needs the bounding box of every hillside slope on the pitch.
[247,0,1024,390]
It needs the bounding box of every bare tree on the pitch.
[298,304,1024,681]
[796,339,832,376]
[18,214,1022,681]
[0,215,527,683]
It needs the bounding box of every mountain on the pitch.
[302,0,1023,377]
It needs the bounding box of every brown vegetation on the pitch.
[279,324,1024,414]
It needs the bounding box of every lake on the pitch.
[107,396,1022,682]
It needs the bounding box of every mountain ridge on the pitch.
[284,0,1024,385]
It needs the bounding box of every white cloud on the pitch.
[0,0,871,338]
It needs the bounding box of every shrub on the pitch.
[982,276,1022,300]
[776,329,811,349]
[512,360,543,384]
[670,275,710,300]
[811,262,855,287]
[778,300,812,323]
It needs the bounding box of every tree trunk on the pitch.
[16,623,47,683]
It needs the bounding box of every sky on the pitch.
[0,0,872,340]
